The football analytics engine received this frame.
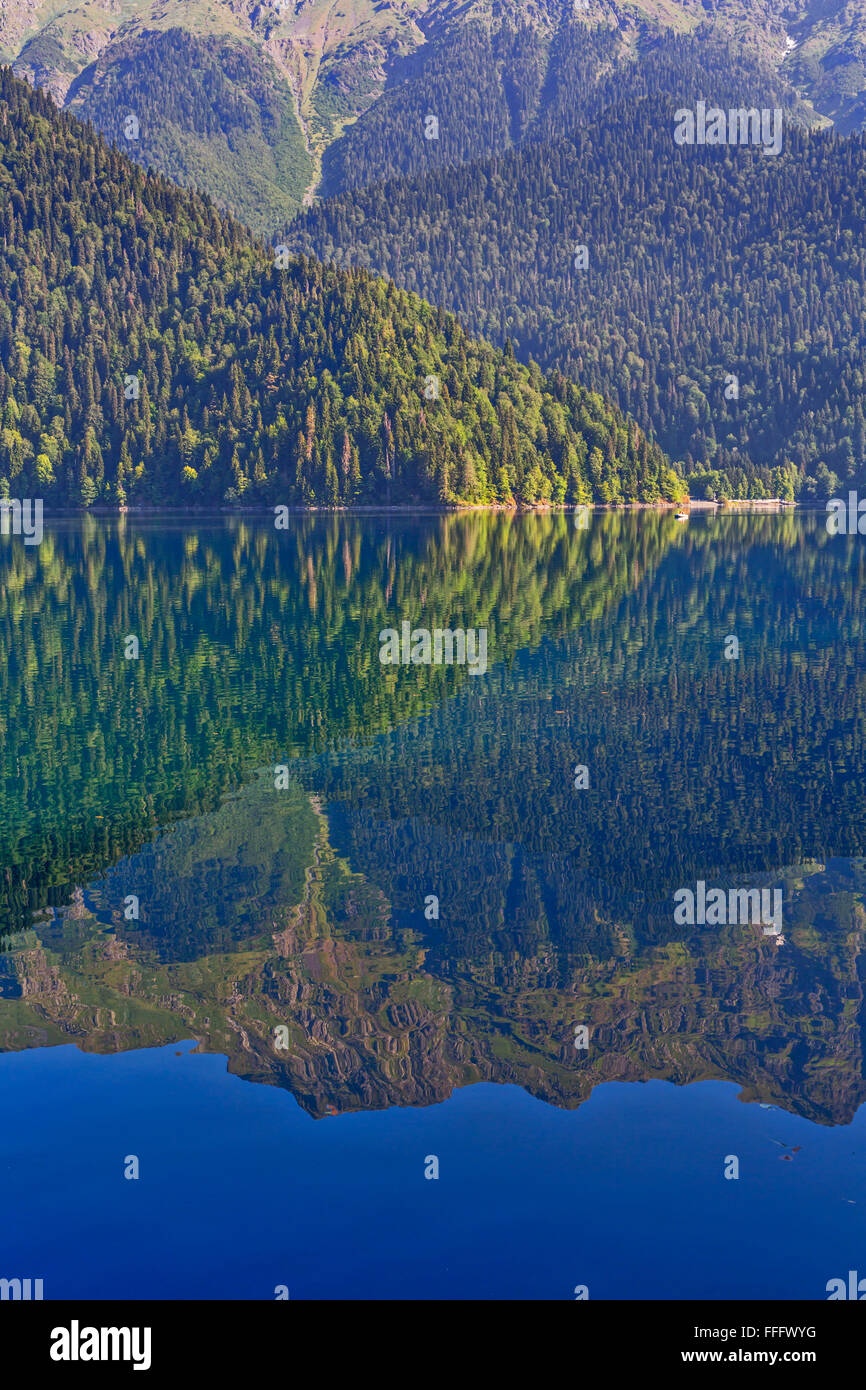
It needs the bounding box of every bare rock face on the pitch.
[12,64,66,108]
[0,0,44,61]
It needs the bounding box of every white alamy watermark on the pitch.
[0,1276,43,1300]
[50,1322,151,1371]
[0,497,43,545]
[674,880,782,929]
[827,1271,866,1300]
[826,492,866,534]
[674,102,783,156]
[379,622,487,676]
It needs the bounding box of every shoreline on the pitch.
[47,498,799,517]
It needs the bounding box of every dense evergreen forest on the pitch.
[0,67,680,508]
[293,24,866,498]
[321,20,806,196]
[320,20,565,196]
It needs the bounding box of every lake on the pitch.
[2,510,865,1299]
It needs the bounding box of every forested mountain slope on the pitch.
[291,27,866,497]
[0,68,679,508]
[3,0,865,226]
[318,17,813,196]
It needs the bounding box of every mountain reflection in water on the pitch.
[1,510,865,1131]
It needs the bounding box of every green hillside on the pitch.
[0,67,680,508]
[290,25,866,497]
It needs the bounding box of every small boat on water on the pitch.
[674,511,689,520]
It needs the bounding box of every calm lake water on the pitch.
[2,510,866,1299]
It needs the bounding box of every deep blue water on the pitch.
[3,1043,866,1300]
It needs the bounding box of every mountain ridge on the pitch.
[3,1,865,226]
